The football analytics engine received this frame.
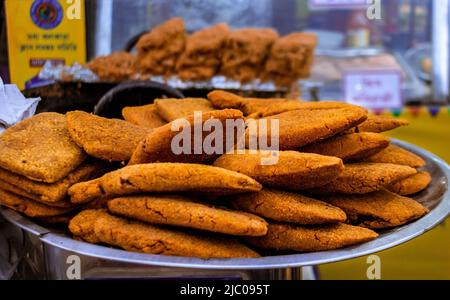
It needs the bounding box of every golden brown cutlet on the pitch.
[300,133,390,162]
[0,162,106,204]
[0,113,85,183]
[230,188,346,225]
[66,111,151,162]
[128,109,244,165]
[122,104,167,129]
[70,210,260,258]
[68,163,262,204]
[364,144,426,168]
[108,195,268,236]
[245,223,378,252]
[214,150,344,190]
[322,189,429,229]
[308,163,417,195]
[154,98,214,122]
[246,106,368,150]
[387,171,432,196]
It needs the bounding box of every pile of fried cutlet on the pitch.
[0,91,431,259]
[86,18,317,86]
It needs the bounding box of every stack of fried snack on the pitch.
[262,33,318,86]
[176,23,230,81]
[0,113,108,223]
[220,28,279,83]
[86,17,317,86]
[136,17,187,76]
[0,91,431,259]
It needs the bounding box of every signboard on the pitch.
[343,70,403,110]
[308,0,368,9]
[5,0,86,90]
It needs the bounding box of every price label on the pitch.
[343,70,403,110]
[309,0,368,9]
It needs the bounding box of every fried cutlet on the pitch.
[220,28,278,82]
[364,144,426,168]
[230,188,346,225]
[69,209,109,243]
[213,151,344,190]
[0,113,85,183]
[322,189,429,229]
[308,163,417,195]
[0,162,105,204]
[0,189,75,218]
[154,98,215,122]
[245,223,378,252]
[137,18,186,76]
[66,111,151,162]
[387,171,432,196]
[207,90,297,116]
[87,51,136,82]
[246,106,368,150]
[128,109,244,165]
[263,32,317,86]
[176,23,230,81]
[260,101,355,118]
[68,163,262,204]
[92,212,260,259]
[122,104,167,129]
[351,115,409,133]
[108,195,268,236]
[300,133,390,162]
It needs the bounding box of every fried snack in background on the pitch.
[137,17,186,76]
[0,189,75,218]
[154,98,214,122]
[0,162,105,204]
[129,109,244,165]
[214,151,344,190]
[220,28,279,83]
[387,171,432,196]
[108,195,268,236]
[364,144,426,168]
[245,223,378,252]
[262,32,317,86]
[322,189,429,229]
[0,113,85,183]
[68,163,262,204]
[66,111,151,162]
[308,163,417,195]
[247,106,368,150]
[300,133,390,162]
[70,210,260,259]
[230,188,346,225]
[87,52,137,82]
[349,115,409,133]
[176,23,230,81]
[122,104,167,129]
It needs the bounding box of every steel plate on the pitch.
[1,139,449,270]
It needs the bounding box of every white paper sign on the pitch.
[343,70,402,110]
[309,0,368,9]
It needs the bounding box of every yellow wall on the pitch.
[320,107,450,280]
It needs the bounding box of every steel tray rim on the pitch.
[2,139,450,270]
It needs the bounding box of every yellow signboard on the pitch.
[5,0,86,89]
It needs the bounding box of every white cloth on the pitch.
[0,77,41,130]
